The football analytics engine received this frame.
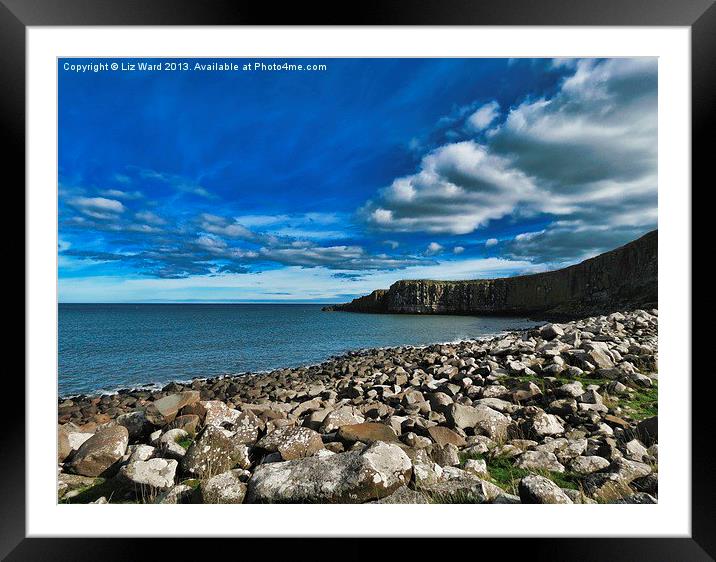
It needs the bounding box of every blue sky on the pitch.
[58,58,657,302]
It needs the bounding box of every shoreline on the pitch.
[58,320,542,401]
[58,308,658,505]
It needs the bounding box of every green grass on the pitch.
[483,455,582,494]
[620,382,658,420]
[177,437,194,449]
[180,478,201,490]
[485,456,531,494]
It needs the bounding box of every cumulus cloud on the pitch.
[69,197,125,220]
[425,242,444,256]
[453,246,465,254]
[363,141,537,234]
[467,101,500,131]
[361,58,657,263]
[485,238,499,247]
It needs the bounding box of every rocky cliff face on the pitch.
[326,230,657,319]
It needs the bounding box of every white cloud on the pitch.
[100,188,143,200]
[199,214,256,240]
[453,246,465,254]
[425,242,444,256]
[134,211,166,225]
[485,238,498,247]
[195,235,227,253]
[363,141,537,234]
[59,256,541,303]
[69,196,125,220]
[467,101,500,131]
[384,240,400,250]
[360,58,657,262]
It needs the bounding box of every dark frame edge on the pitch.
[691,1,716,558]
[7,0,713,559]
[0,0,26,560]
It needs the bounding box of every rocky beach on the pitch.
[58,308,658,505]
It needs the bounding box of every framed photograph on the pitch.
[8,0,711,558]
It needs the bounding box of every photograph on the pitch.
[56,56,658,506]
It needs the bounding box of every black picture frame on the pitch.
[5,0,711,559]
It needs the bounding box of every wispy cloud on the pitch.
[68,197,125,220]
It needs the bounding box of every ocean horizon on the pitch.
[58,303,537,397]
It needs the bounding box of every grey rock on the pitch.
[246,441,412,503]
[519,474,573,504]
[200,469,248,504]
[67,426,129,477]
[515,450,565,473]
[119,458,178,490]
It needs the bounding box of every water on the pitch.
[58,303,537,397]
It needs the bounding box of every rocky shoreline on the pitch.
[58,308,658,505]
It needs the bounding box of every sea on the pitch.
[58,303,537,397]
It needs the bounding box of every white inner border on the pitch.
[27,26,691,537]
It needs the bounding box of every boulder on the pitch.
[427,426,467,447]
[512,381,542,402]
[463,458,488,478]
[67,426,129,477]
[570,455,610,475]
[558,381,584,399]
[540,323,564,340]
[320,406,365,433]
[128,444,156,463]
[118,458,178,491]
[202,400,241,427]
[117,410,148,439]
[246,441,412,503]
[523,411,565,438]
[180,425,239,478]
[407,448,442,486]
[635,416,658,446]
[158,428,189,460]
[337,422,398,444]
[431,443,461,467]
[418,475,494,504]
[624,439,649,462]
[145,391,200,426]
[155,484,195,504]
[255,426,324,461]
[514,451,565,473]
[518,475,573,504]
[427,392,454,414]
[585,344,615,370]
[447,404,511,440]
[582,472,633,502]
[57,472,97,500]
[200,469,247,504]
[230,411,263,445]
[57,425,73,463]
[166,414,201,436]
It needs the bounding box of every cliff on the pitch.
[325,230,657,319]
